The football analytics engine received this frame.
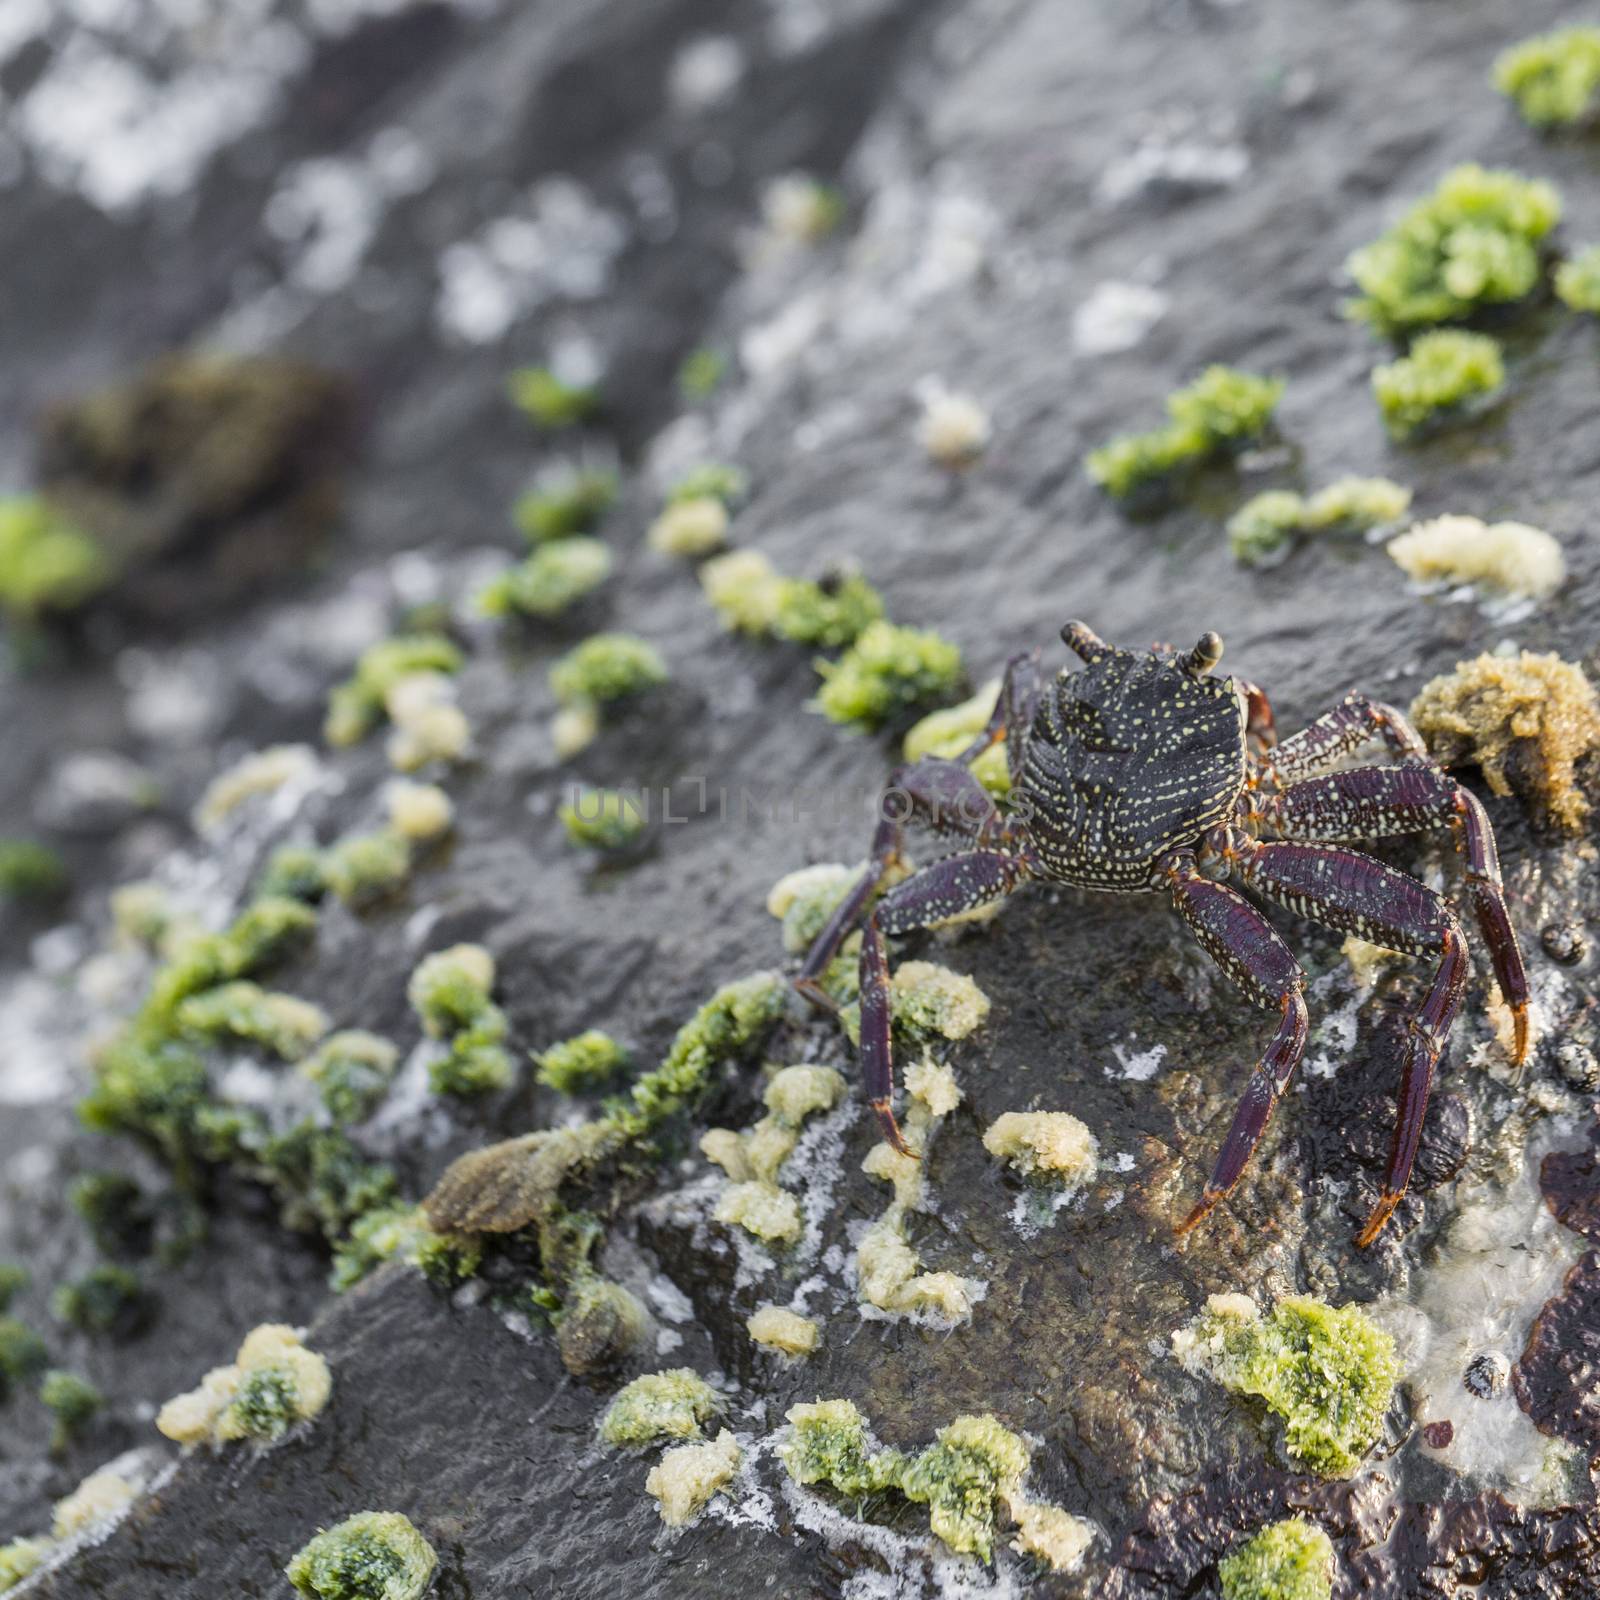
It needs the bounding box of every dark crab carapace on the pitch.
[798,620,1529,1247]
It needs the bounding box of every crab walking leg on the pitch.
[1163,854,1309,1234]
[1233,679,1278,754]
[948,649,1044,776]
[1234,839,1469,1245]
[1259,766,1530,1061]
[1262,692,1431,786]
[796,760,1002,1001]
[858,849,1029,1153]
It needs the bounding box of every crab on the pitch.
[798,620,1529,1247]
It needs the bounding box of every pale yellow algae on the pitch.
[747,1305,820,1357]
[645,1429,743,1526]
[552,702,601,760]
[1387,516,1565,602]
[52,1469,136,1539]
[648,495,730,557]
[1009,1500,1095,1571]
[983,1110,1099,1186]
[903,678,1009,794]
[892,962,991,1038]
[714,1180,802,1243]
[157,1323,331,1448]
[195,744,318,831]
[385,780,454,842]
[765,862,859,954]
[917,384,992,468]
[383,672,470,771]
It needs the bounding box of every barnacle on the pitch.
[599,1369,722,1447]
[285,1511,436,1600]
[1173,1293,1398,1477]
[51,1468,135,1539]
[0,1536,51,1590]
[918,385,991,468]
[1410,650,1600,831]
[1371,330,1504,439]
[813,620,966,731]
[1219,1517,1335,1600]
[385,781,454,843]
[1345,165,1560,334]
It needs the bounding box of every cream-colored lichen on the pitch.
[983,1110,1099,1186]
[1387,516,1565,602]
[599,1369,722,1447]
[552,702,600,760]
[1410,649,1600,832]
[385,780,454,842]
[644,1429,742,1526]
[195,744,318,831]
[52,1469,135,1539]
[648,495,730,557]
[904,1058,962,1118]
[701,549,784,635]
[747,1305,819,1357]
[157,1323,331,1449]
[764,1063,846,1125]
[384,671,470,771]
[698,1127,751,1181]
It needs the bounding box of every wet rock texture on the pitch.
[1,0,1599,1595]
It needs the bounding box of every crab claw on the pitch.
[872,1097,917,1159]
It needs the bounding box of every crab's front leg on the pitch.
[861,848,1030,1151]
[1261,691,1430,785]
[1162,850,1309,1235]
[1257,765,1529,1061]
[1233,836,1469,1246]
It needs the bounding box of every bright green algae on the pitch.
[1219,1517,1335,1600]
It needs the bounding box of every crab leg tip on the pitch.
[873,1099,917,1159]
[1354,1193,1400,1250]
[1174,1193,1218,1238]
[1512,1004,1531,1067]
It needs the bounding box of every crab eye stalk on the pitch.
[1060,620,1109,662]
[1181,631,1224,677]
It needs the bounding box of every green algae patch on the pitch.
[1174,1294,1397,1478]
[0,1266,27,1313]
[0,495,110,625]
[176,981,328,1060]
[903,679,1010,794]
[0,839,69,901]
[323,831,413,909]
[1371,330,1504,440]
[814,620,965,731]
[286,1511,436,1600]
[1087,366,1283,500]
[303,1031,400,1125]
[407,944,513,1096]
[324,632,462,748]
[535,1029,629,1094]
[0,1319,48,1394]
[559,787,648,851]
[329,1203,482,1294]
[1344,165,1560,335]
[478,536,611,620]
[781,1402,1088,1566]
[645,1430,743,1526]
[39,1370,101,1450]
[599,1368,721,1447]
[1495,27,1600,130]
[508,366,599,429]
[1227,477,1412,569]
[1556,244,1600,313]
[549,632,668,711]
[1220,1516,1335,1600]
[773,570,884,650]
[513,466,616,544]
[0,1536,50,1590]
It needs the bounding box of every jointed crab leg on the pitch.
[948,649,1043,777]
[1261,691,1429,784]
[1258,766,1530,1061]
[1232,837,1469,1246]
[1164,851,1309,1234]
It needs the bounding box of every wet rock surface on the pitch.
[1,0,1598,1596]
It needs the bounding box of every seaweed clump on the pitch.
[903,678,1010,794]
[814,620,965,731]
[285,1511,436,1600]
[1086,367,1283,501]
[324,634,463,749]
[1386,516,1564,602]
[39,1370,102,1451]
[0,839,69,902]
[1371,330,1505,439]
[559,787,648,852]
[1218,1517,1335,1600]
[1495,27,1600,130]
[1555,244,1600,313]
[407,944,513,1096]
[599,1368,722,1447]
[647,465,744,558]
[644,1431,743,1526]
[477,537,611,620]
[1343,165,1561,334]
[1409,650,1600,832]
[781,1401,1091,1568]
[157,1323,331,1447]
[1173,1293,1398,1478]
[534,1029,629,1094]
[1227,477,1412,569]
[0,496,109,626]
[513,466,616,544]
[508,366,599,429]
